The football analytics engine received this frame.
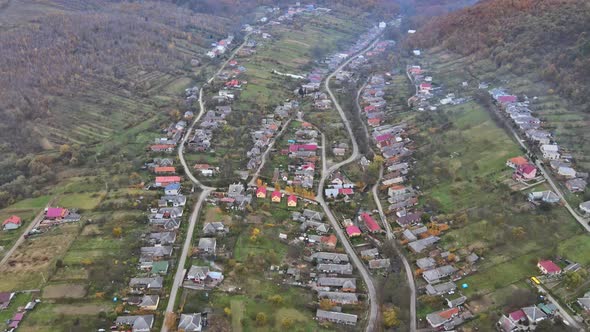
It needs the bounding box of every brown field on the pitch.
[0,225,79,290]
[52,303,111,315]
[43,283,86,299]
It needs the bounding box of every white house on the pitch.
[540,144,560,160]
[580,201,590,214]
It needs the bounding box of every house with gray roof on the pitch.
[402,229,417,242]
[408,236,440,253]
[317,263,353,275]
[312,252,349,264]
[129,277,163,291]
[360,248,379,259]
[423,265,458,284]
[140,246,173,259]
[318,291,359,304]
[577,291,590,311]
[522,306,547,324]
[197,238,217,255]
[115,315,154,332]
[138,295,160,311]
[203,222,228,235]
[580,201,590,214]
[369,259,391,269]
[317,277,356,291]
[426,281,457,296]
[416,257,436,270]
[316,309,357,325]
[178,313,202,331]
[149,232,176,245]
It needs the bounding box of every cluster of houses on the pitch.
[117,131,203,331]
[247,100,298,170]
[1,292,40,331]
[149,119,187,153]
[256,186,298,207]
[36,207,80,229]
[407,65,437,111]
[206,34,234,59]
[209,183,253,211]
[490,89,588,199]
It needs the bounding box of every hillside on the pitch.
[0,0,232,154]
[405,0,590,107]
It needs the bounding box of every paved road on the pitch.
[162,34,250,332]
[316,35,383,332]
[534,283,583,330]
[372,166,417,332]
[0,199,54,267]
[248,118,292,187]
[162,188,211,325]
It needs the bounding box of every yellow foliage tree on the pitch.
[224,307,232,316]
[319,298,334,310]
[383,307,400,328]
[112,227,123,238]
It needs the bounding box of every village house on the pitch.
[197,238,217,255]
[513,163,537,180]
[148,232,176,245]
[287,195,297,207]
[3,215,22,230]
[317,277,357,292]
[580,201,590,214]
[186,265,224,287]
[178,313,203,332]
[256,186,267,198]
[318,291,359,305]
[129,277,163,292]
[312,252,349,264]
[271,190,281,203]
[566,178,587,193]
[137,295,159,311]
[315,309,357,326]
[408,236,440,253]
[317,263,353,275]
[577,291,590,311]
[537,260,561,275]
[540,144,560,160]
[423,265,458,284]
[426,282,457,296]
[114,315,154,332]
[0,292,15,309]
[369,259,391,269]
[360,213,382,233]
[528,191,560,204]
[558,166,577,178]
[202,222,228,236]
[426,307,460,329]
[345,225,362,237]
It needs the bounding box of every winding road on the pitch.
[315,35,383,332]
[161,34,251,332]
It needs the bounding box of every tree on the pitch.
[564,270,586,288]
[511,226,526,239]
[281,317,294,328]
[112,227,123,238]
[319,298,334,310]
[224,307,232,316]
[268,294,283,305]
[255,312,267,326]
[383,307,400,328]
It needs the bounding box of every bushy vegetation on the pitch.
[405,0,590,107]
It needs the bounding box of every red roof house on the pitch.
[508,309,526,323]
[46,208,67,220]
[419,83,432,91]
[3,216,22,230]
[271,190,282,203]
[361,213,382,233]
[514,163,537,180]
[289,144,318,153]
[150,144,174,152]
[497,95,517,104]
[155,176,181,187]
[346,225,362,237]
[339,188,354,195]
[256,186,267,198]
[321,234,337,249]
[225,79,240,88]
[367,118,381,127]
[287,195,297,207]
[537,260,561,275]
[364,105,377,113]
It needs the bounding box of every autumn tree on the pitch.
[319,298,334,310]
[255,312,267,326]
[112,227,123,238]
[383,307,400,328]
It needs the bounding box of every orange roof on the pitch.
[438,307,459,320]
[156,176,181,183]
[155,166,175,173]
[508,156,528,166]
[193,164,210,170]
[321,234,337,245]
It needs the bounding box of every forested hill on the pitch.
[405,0,590,107]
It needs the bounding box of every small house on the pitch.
[537,260,561,275]
[165,183,181,196]
[287,195,297,207]
[271,191,281,203]
[346,225,361,237]
[3,215,22,230]
[579,201,590,214]
[178,313,203,332]
[256,187,267,198]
